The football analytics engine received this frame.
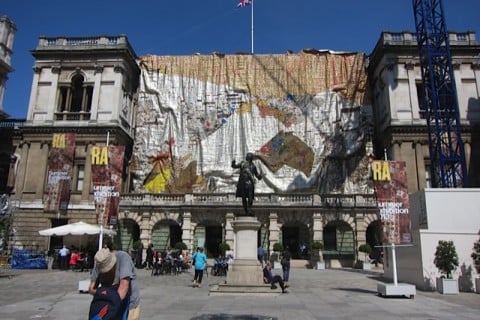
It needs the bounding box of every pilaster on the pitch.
[181,211,193,252]
[312,212,323,243]
[268,212,279,252]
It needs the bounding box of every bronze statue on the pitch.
[231,153,263,216]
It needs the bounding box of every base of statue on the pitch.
[209,216,280,296]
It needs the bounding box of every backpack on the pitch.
[89,285,127,320]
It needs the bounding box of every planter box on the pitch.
[362,262,371,270]
[273,261,282,269]
[316,262,325,270]
[436,278,459,295]
[475,278,480,294]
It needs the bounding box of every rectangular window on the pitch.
[75,164,85,192]
[416,82,426,119]
[391,33,403,42]
[424,160,432,188]
[456,33,467,41]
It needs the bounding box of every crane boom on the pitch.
[412,0,467,188]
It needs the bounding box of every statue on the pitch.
[231,153,263,216]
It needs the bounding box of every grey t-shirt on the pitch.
[91,250,140,309]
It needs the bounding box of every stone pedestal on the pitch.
[210,216,278,296]
[226,216,263,285]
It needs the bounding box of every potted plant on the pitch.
[218,242,230,255]
[471,237,480,294]
[271,242,283,269]
[434,240,459,294]
[358,243,372,270]
[174,241,187,251]
[310,241,325,270]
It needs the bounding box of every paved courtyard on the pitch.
[0,266,479,320]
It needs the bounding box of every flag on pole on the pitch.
[237,0,251,7]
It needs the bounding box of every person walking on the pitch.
[89,246,140,320]
[257,245,265,267]
[145,243,154,270]
[281,246,292,283]
[192,247,207,288]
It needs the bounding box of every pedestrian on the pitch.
[263,262,289,293]
[89,246,140,320]
[192,247,207,288]
[59,244,69,270]
[146,243,154,270]
[281,246,292,283]
[257,245,265,267]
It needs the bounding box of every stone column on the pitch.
[355,214,367,262]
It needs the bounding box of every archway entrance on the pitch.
[282,222,309,259]
[323,220,355,267]
[366,219,384,264]
[151,219,182,251]
[194,221,223,258]
[116,218,140,252]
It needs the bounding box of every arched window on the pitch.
[57,73,93,120]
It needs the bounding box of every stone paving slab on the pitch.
[0,267,478,320]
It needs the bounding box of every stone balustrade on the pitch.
[120,193,377,209]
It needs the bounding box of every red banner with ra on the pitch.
[91,145,124,226]
[372,160,412,244]
[44,133,76,212]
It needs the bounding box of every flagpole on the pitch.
[251,0,254,54]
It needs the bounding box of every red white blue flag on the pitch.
[237,0,251,7]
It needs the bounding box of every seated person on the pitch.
[174,252,184,273]
[152,251,161,276]
[263,262,288,293]
[213,255,227,276]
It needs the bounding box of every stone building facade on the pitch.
[4,30,480,267]
[0,16,16,195]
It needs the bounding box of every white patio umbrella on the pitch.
[38,221,116,236]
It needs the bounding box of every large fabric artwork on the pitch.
[133,51,373,194]
[44,133,76,212]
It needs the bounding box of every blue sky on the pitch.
[2,0,480,118]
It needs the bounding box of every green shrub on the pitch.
[218,242,230,253]
[132,240,142,250]
[359,243,372,261]
[434,240,459,279]
[174,241,187,251]
[273,242,284,252]
[359,243,372,254]
[311,241,324,250]
[471,238,480,274]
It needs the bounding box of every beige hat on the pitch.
[94,248,117,273]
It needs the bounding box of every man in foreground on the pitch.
[89,247,140,320]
